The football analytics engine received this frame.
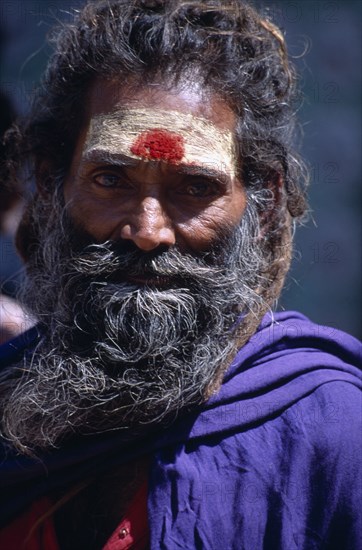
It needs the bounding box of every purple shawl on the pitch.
[0,311,361,548]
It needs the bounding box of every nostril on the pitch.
[114,239,143,255]
[133,234,173,251]
[140,243,172,258]
[118,196,176,251]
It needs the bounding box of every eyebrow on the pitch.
[175,164,232,183]
[81,148,234,183]
[81,149,139,167]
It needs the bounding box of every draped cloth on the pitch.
[0,311,361,548]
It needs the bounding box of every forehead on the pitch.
[87,78,236,129]
[80,79,239,177]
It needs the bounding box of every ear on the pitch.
[15,194,39,263]
[34,159,56,197]
[258,170,284,236]
[16,159,60,262]
[266,168,283,197]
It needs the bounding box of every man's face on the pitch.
[1,79,274,453]
[63,78,247,263]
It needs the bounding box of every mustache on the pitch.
[67,237,234,288]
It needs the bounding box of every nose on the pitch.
[120,196,176,252]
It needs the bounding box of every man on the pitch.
[0,1,361,548]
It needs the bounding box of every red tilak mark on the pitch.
[130,129,185,164]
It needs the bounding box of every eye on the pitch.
[93,172,130,189]
[182,180,220,198]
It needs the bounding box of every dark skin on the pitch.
[63,79,247,264]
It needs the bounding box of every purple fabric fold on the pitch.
[1,311,361,548]
[147,311,361,548]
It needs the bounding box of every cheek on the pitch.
[64,186,118,242]
[177,194,247,251]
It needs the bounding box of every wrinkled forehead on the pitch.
[83,107,238,179]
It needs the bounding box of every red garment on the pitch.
[0,481,149,550]
[0,498,59,550]
[102,480,149,550]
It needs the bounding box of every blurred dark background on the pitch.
[0,0,361,339]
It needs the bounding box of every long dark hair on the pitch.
[6,0,308,330]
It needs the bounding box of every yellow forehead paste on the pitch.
[85,108,237,178]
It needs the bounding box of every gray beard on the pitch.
[0,188,272,455]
